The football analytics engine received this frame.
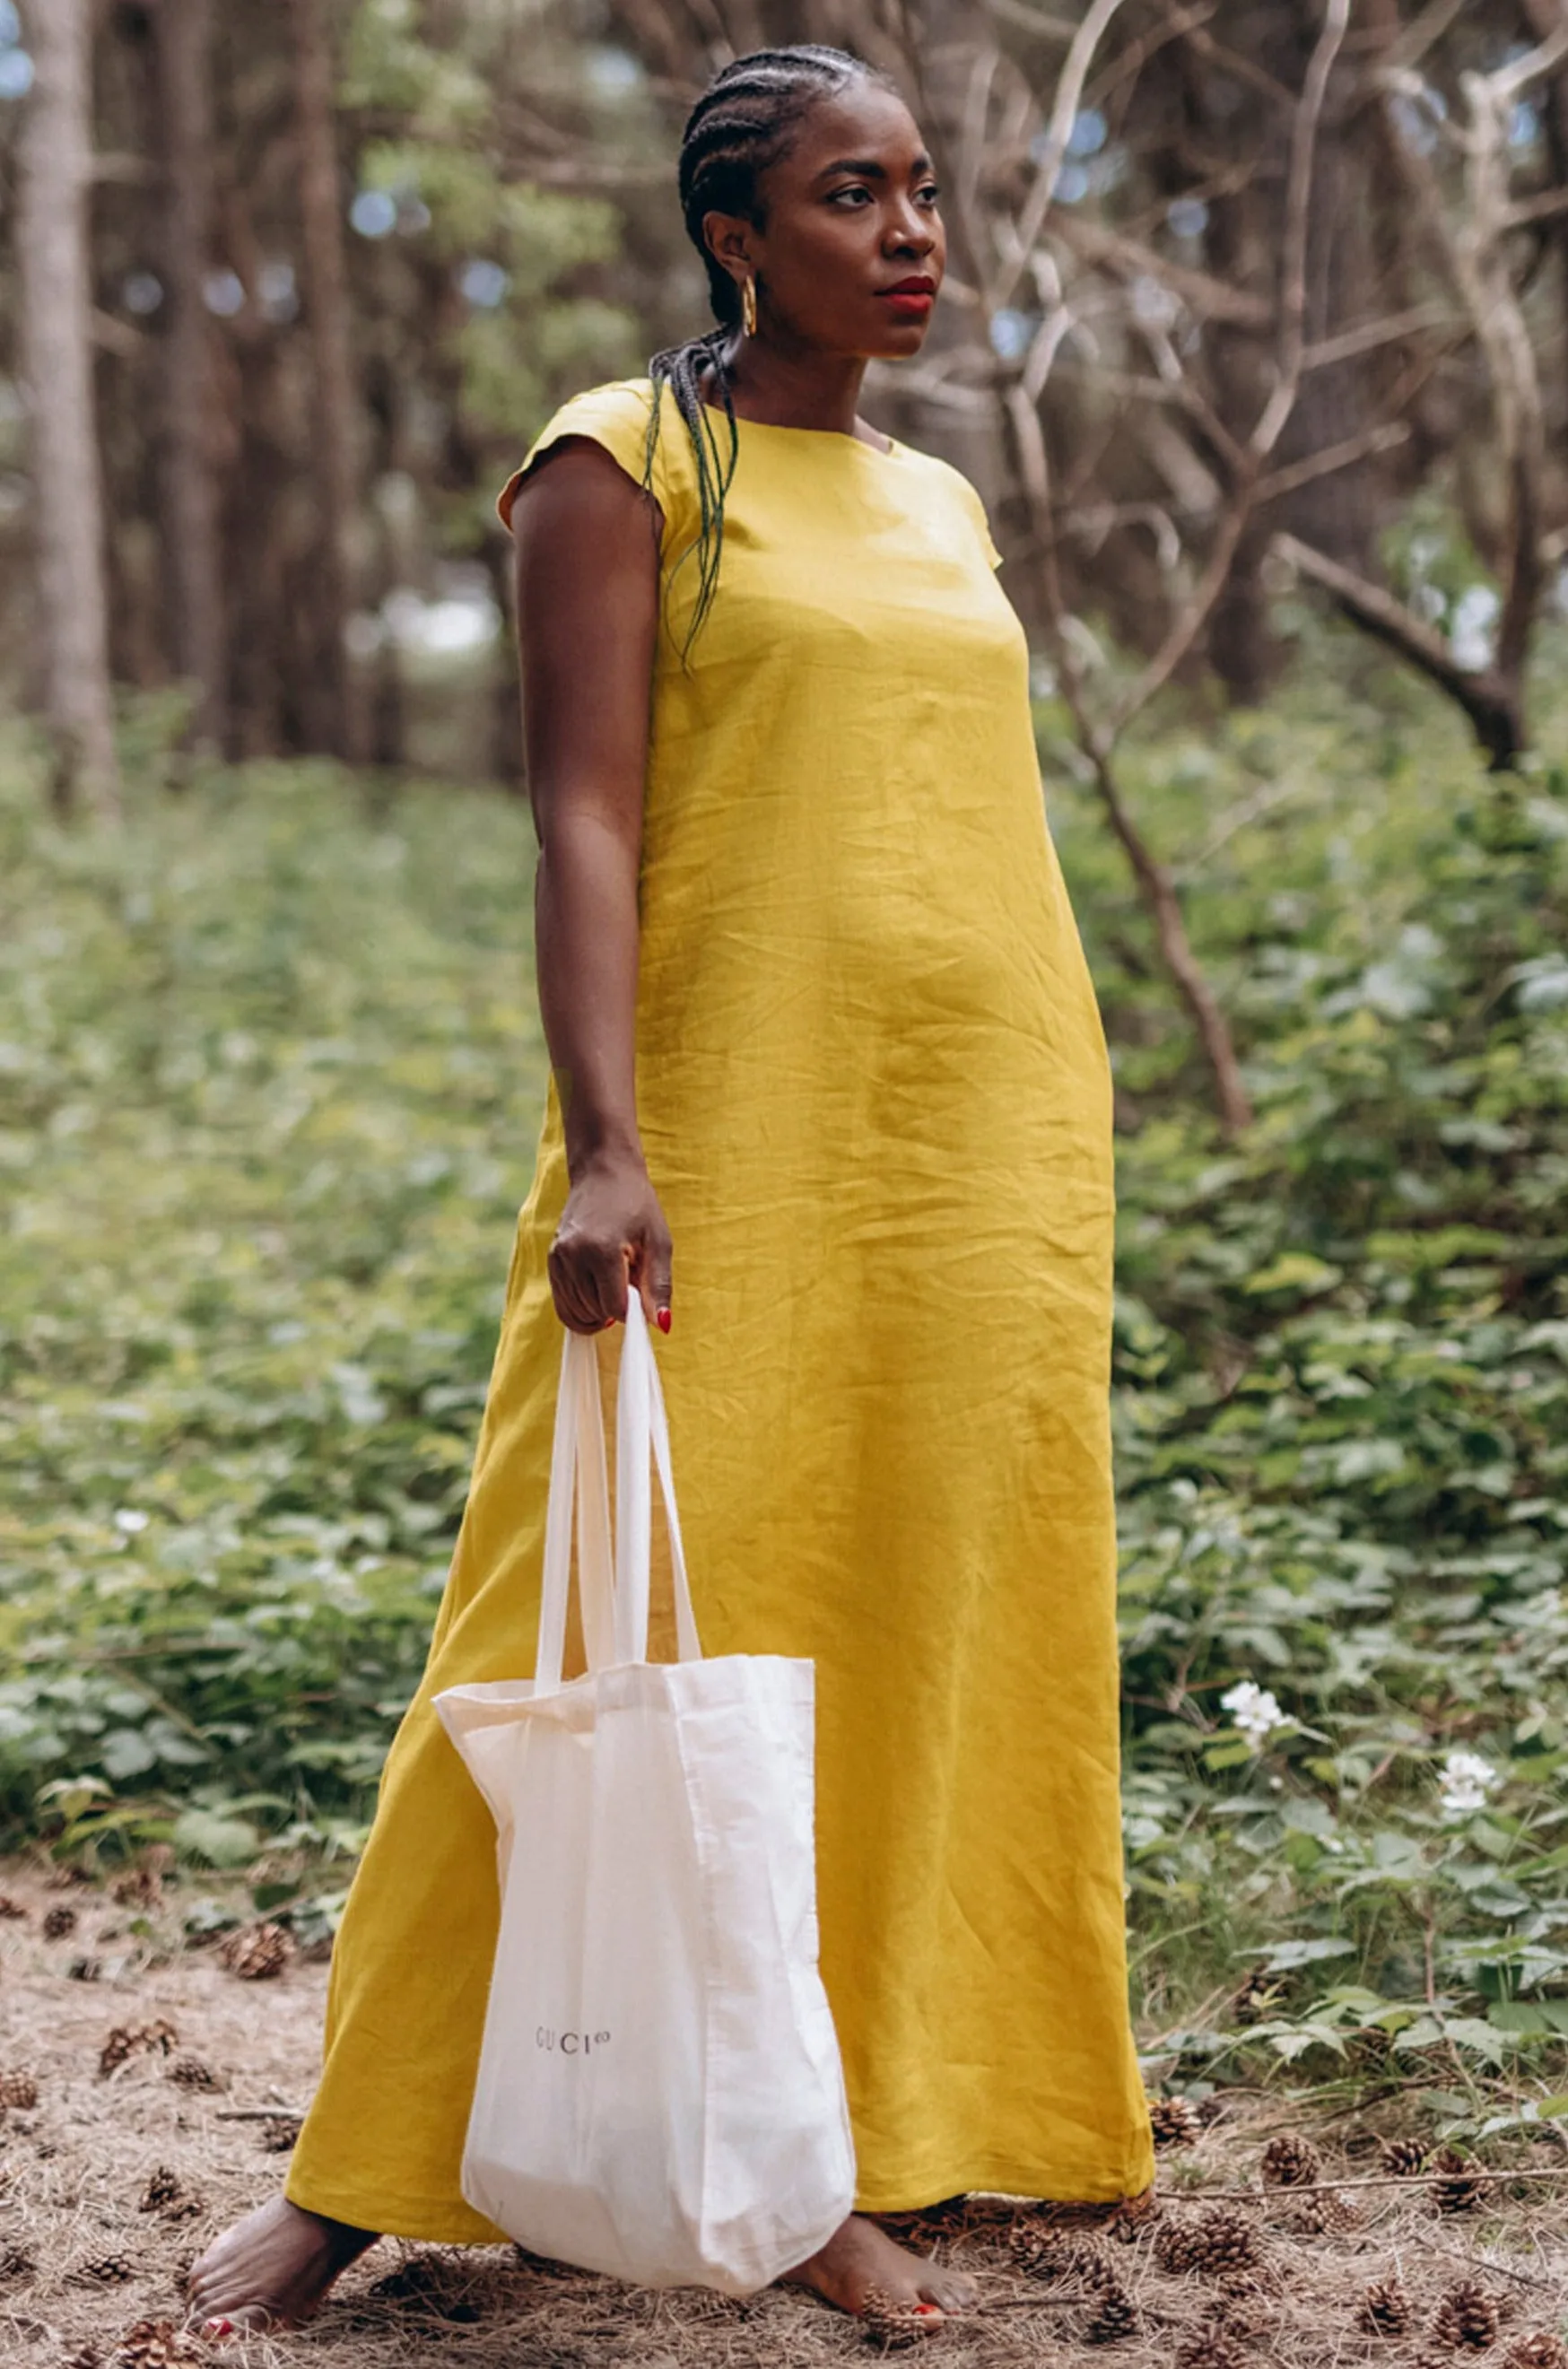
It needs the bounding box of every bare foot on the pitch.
[785,2213,980,2323]
[187,2195,379,2333]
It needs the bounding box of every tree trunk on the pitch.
[288,0,366,763]
[152,0,227,748]
[17,0,121,818]
[1518,0,1568,409]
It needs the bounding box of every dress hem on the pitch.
[286,2161,1156,2250]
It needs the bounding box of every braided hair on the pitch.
[648,45,893,648]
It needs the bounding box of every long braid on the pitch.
[648,46,892,649]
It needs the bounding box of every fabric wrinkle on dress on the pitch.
[285,377,1154,2241]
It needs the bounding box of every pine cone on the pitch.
[68,1955,103,1982]
[1429,2146,1483,2214]
[858,2282,940,2347]
[41,1903,79,1940]
[1154,2207,1259,2278]
[1149,2096,1204,2149]
[1175,2332,1246,2369]
[1009,2216,1071,2275]
[0,2243,36,2280]
[99,2027,135,2077]
[111,1859,168,1911]
[218,1920,292,1981]
[0,2070,39,2110]
[1084,2276,1139,2343]
[1503,2336,1568,2369]
[1360,2277,1412,2337]
[367,2255,482,2323]
[62,2347,104,2369]
[1380,2137,1428,2177]
[259,2112,302,2152]
[1154,2217,1204,2275]
[137,2164,188,2214]
[74,2253,136,2285]
[1433,2278,1501,2351]
[1114,2182,1161,2229]
[107,2320,205,2369]
[1287,2186,1359,2236]
[0,1895,26,1920]
[166,2055,222,2092]
[1260,2130,1322,2189]
[100,2021,179,2077]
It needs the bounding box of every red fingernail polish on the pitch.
[657,1308,671,1334]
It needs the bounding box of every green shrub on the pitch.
[2,646,1567,2112]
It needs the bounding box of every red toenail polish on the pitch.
[917,2304,941,2315]
[203,2320,235,2340]
[657,1308,671,1334]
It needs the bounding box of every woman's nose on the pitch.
[886,212,936,256]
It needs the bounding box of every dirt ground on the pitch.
[4,1858,1567,2369]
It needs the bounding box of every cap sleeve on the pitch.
[496,379,664,531]
[958,475,1003,571]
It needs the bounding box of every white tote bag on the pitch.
[434,1295,856,2295]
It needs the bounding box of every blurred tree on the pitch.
[290,0,367,763]
[2,0,1564,835]
[152,0,226,747]
[16,0,120,815]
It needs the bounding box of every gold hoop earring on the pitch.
[741,277,758,337]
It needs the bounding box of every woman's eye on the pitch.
[919,183,941,205]
[829,186,872,206]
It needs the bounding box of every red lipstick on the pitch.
[877,275,936,319]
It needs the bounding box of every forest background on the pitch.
[3,0,1568,2152]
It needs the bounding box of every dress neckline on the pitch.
[701,402,903,461]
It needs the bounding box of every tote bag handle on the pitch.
[534,1297,701,1694]
[534,1328,614,1694]
[617,1294,701,1669]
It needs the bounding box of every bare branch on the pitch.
[1252,0,1353,457]
[1300,300,1454,371]
[980,0,1081,39]
[1083,2,1217,116]
[91,308,145,359]
[1050,212,1274,327]
[1382,0,1473,74]
[1504,185,1568,230]
[1108,501,1253,740]
[1275,533,1522,769]
[1254,421,1413,504]
[1004,388,1253,1134]
[1181,22,1298,113]
[989,0,1129,312]
[1489,16,1568,102]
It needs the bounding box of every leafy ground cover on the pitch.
[2,645,1568,2149]
[4,1859,1568,2369]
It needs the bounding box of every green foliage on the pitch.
[0,727,544,1844]
[3,641,1568,2122]
[1044,639,1568,2106]
[344,2,644,525]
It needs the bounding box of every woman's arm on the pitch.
[510,438,672,1336]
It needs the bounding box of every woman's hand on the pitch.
[548,1149,673,1335]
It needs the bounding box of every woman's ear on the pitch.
[701,209,757,284]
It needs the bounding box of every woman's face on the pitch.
[705,83,945,361]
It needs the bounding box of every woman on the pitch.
[191,42,1153,2337]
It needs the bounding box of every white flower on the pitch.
[1438,1749,1498,1820]
[1221,1679,1291,1751]
[112,1508,150,1534]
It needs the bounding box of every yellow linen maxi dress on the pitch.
[286,378,1154,2239]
